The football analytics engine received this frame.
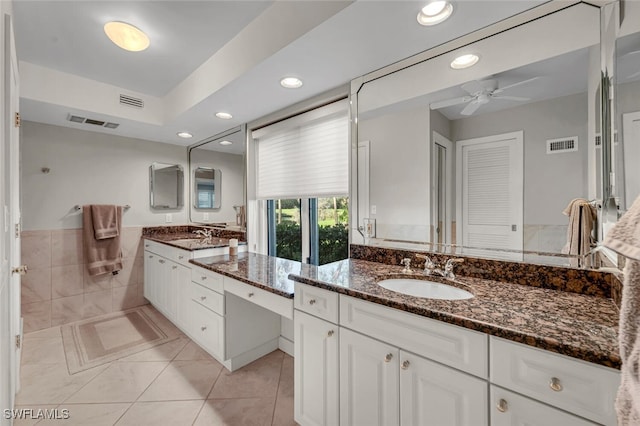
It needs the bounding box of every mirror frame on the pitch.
[193,166,222,210]
[349,0,623,269]
[149,162,184,210]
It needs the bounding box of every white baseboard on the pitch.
[279,335,294,357]
[223,338,279,372]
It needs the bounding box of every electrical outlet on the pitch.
[371,205,377,215]
[165,213,172,223]
[203,213,210,221]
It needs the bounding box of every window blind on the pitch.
[255,99,349,200]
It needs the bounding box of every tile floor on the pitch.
[15,309,296,426]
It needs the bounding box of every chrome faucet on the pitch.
[415,254,464,280]
[400,258,412,274]
[193,229,212,243]
[416,254,437,276]
[443,258,464,280]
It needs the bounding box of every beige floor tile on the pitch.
[22,301,52,333]
[40,403,131,426]
[195,398,276,426]
[174,340,216,361]
[115,400,204,426]
[138,360,223,402]
[21,337,66,365]
[51,295,84,326]
[16,362,110,405]
[208,350,284,399]
[118,337,190,362]
[65,362,168,403]
[272,355,295,426]
[24,326,61,340]
[11,405,58,426]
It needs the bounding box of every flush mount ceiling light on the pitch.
[177,132,193,139]
[450,53,480,69]
[219,140,233,146]
[417,1,453,26]
[215,112,233,120]
[280,77,303,89]
[104,21,150,52]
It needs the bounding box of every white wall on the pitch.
[21,121,189,230]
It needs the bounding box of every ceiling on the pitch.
[14,0,548,153]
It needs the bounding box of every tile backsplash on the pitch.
[20,227,147,332]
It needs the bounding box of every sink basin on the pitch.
[378,278,473,300]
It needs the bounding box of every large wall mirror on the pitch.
[188,126,246,229]
[149,162,184,209]
[351,2,628,267]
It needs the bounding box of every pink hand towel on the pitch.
[83,205,123,276]
[91,204,119,240]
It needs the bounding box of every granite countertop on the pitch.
[190,252,301,299]
[288,258,621,369]
[145,232,245,251]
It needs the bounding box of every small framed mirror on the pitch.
[194,167,222,210]
[149,162,184,209]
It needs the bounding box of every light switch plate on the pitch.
[371,205,377,215]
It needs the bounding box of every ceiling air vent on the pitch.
[546,136,578,154]
[119,94,144,109]
[66,114,120,130]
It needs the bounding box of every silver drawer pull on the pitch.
[148,255,154,258]
[201,276,207,280]
[496,399,508,413]
[145,244,149,248]
[248,292,254,298]
[201,326,207,332]
[401,360,410,370]
[178,255,184,259]
[158,259,165,264]
[549,377,563,392]
[327,330,335,337]
[309,299,317,305]
[200,296,207,301]
[384,353,393,363]
[172,266,177,270]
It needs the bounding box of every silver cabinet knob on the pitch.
[327,330,335,337]
[549,377,563,392]
[309,299,317,305]
[172,265,177,270]
[200,296,207,301]
[496,399,508,413]
[384,353,393,363]
[201,276,207,280]
[145,244,149,248]
[248,292,254,298]
[178,255,184,259]
[201,326,207,332]
[401,360,410,370]
[149,255,154,259]
[158,259,165,264]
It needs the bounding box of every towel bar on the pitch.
[75,204,131,211]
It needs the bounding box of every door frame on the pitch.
[455,130,524,252]
[432,132,453,245]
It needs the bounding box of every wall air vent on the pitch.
[66,114,120,130]
[546,136,578,154]
[119,94,144,109]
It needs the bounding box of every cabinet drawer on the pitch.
[191,267,224,294]
[143,239,171,257]
[190,300,225,360]
[340,295,488,378]
[294,283,339,323]
[167,247,192,266]
[224,277,293,319]
[490,386,597,426]
[191,281,224,315]
[490,337,619,425]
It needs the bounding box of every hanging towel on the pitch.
[562,198,597,266]
[91,204,119,240]
[83,205,123,277]
[603,195,640,425]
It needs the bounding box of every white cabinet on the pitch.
[190,299,225,359]
[340,328,399,426]
[143,249,189,324]
[294,310,340,426]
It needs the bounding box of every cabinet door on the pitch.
[400,350,488,426]
[155,257,168,312]
[143,251,158,304]
[190,300,225,359]
[294,310,339,426]
[175,272,192,331]
[340,328,400,426]
[165,260,187,321]
[491,386,597,426]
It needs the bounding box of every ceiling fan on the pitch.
[430,77,539,116]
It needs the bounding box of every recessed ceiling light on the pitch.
[177,132,193,139]
[215,112,233,120]
[280,77,303,89]
[417,1,453,26]
[219,140,233,146]
[450,53,480,69]
[104,21,150,52]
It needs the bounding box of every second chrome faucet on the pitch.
[415,254,464,280]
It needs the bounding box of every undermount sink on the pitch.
[378,278,473,300]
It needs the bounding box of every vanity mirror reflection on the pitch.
[149,162,184,209]
[352,2,615,266]
[188,126,246,229]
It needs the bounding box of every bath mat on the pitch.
[61,305,181,374]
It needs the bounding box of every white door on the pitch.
[622,111,640,209]
[456,131,523,260]
[432,132,453,245]
[294,310,339,426]
[399,351,488,426]
[340,328,399,426]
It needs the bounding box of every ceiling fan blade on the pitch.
[622,49,640,57]
[626,70,640,80]
[460,101,481,116]
[493,77,540,94]
[461,80,486,95]
[430,96,472,110]
[491,95,530,101]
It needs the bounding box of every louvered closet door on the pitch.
[457,131,523,259]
